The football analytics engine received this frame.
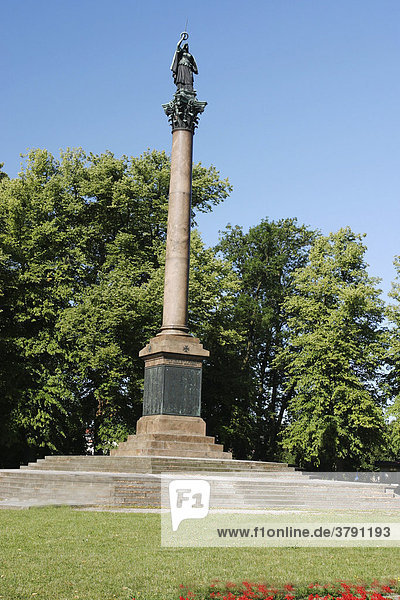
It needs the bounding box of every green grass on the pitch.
[0,507,399,600]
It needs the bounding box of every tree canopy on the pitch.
[0,148,231,464]
[0,148,397,470]
[279,228,388,469]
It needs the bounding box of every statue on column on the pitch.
[170,32,198,91]
[163,32,206,133]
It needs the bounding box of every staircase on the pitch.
[1,456,400,510]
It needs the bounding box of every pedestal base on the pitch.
[110,415,232,459]
[139,334,208,417]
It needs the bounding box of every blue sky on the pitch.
[1,0,399,297]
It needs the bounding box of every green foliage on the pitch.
[0,146,394,470]
[385,256,400,460]
[0,148,231,463]
[210,218,316,459]
[280,228,388,470]
[0,162,8,181]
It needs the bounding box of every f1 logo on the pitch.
[169,479,210,531]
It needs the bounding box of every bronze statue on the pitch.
[170,32,198,91]
[163,32,206,133]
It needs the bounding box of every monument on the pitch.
[112,33,231,459]
[2,32,392,511]
[0,32,306,510]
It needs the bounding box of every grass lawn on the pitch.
[0,506,399,600]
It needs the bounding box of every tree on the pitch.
[208,218,316,460]
[280,228,388,470]
[0,148,231,464]
[385,257,400,460]
[0,163,8,182]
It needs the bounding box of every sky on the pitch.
[1,0,399,298]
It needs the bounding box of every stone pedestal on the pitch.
[111,334,232,458]
[140,333,208,417]
[111,414,232,459]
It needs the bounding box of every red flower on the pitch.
[257,585,270,594]
[195,579,400,600]
[381,586,393,594]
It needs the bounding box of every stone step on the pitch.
[118,439,225,453]
[129,433,217,444]
[210,494,400,503]
[211,485,398,495]
[0,470,142,482]
[211,489,397,499]
[111,448,232,459]
[22,455,293,473]
[208,492,392,501]
[25,454,284,470]
[0,488,112,501]
[0,482,112,492]
[0,470,400,500]
[22,466,299,478]
[111,448,232,458]
[1,477,394,498]
[114,493,159,501]
[210,497,400,507]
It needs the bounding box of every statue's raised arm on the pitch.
[170,32,198,91]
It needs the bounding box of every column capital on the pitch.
[162,89,207,134]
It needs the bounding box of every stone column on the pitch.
[111,52,231,459]
[160,128,193,335]
[138,88,209,421]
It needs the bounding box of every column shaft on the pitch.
[160,128,193,334]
